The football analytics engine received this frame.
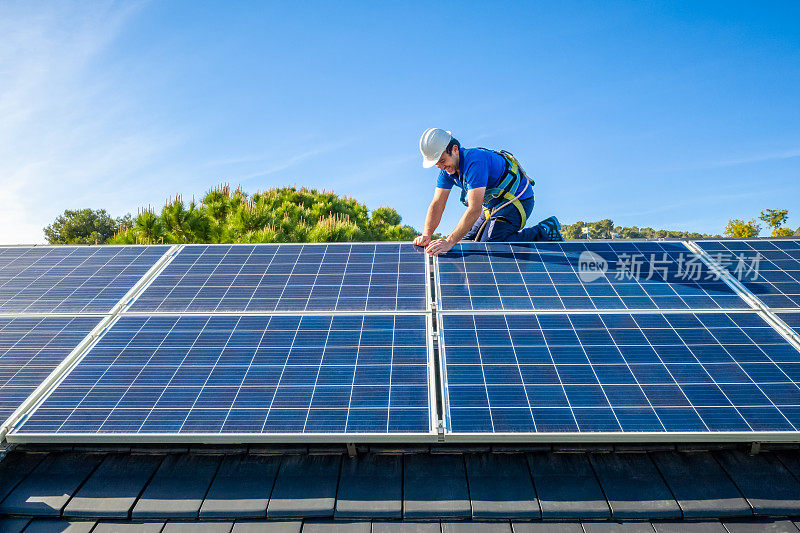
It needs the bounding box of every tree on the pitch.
[560,219,718,240]
[133,209,164,244]
[44,209,119,244]
[724,219,761,238]
[590,219,614,239]
[104,184,420,244]
[561,221,586,239]
[759,209,790,237]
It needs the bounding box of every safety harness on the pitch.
[458,149,535,239]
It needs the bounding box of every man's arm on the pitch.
[413,188,450,247]
[426,187,485,255]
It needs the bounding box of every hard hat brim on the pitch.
[422,151,443,168]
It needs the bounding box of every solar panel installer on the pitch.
[414,128,563,256]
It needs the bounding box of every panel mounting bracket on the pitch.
[346,442,357,458]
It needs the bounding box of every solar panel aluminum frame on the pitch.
[433,239,752,313]
[437,308,800,444]
[0,315,108,441]
[5,312,440,444]
[0,245,179,440]
[112,245,182,314]
[124,242,432,315]
[692,238,800,312]
[687,241,800,349]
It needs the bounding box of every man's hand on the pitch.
[413,235,431,247]
[426,237,455,256]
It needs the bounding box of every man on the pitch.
[413,128,563,255]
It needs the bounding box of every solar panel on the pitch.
[778,313,800,336]
[696,240,800,309]
[439,311,800,435]
[129,243,428,313]
[15,313,433,437]
[0,246,170,313]
[436,242,747,311]
[0,316,100,425]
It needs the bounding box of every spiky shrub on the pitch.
[107,184,420,244]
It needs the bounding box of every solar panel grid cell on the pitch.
[437,242,747,312]
[441,312,800,434]
[778,313,800,336]
[0,316,99,423]
[697,240,800,309]
[0,246,169,313]
[17,313,432,435]
[129,243,427,313]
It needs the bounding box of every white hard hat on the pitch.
[419,128,452,168]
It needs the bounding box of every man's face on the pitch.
[435,145,459,175]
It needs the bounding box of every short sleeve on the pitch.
[436,170,455,190]
[462,156,489,190]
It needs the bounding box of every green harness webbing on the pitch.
[459,149,535,235]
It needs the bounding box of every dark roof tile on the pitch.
[199,455,281,519]
[590,453,680,519]
[722,518,800,532]
[266,455,340,519]
[132,454,221,519]
[651,520,727,533]
[527,452,610,519]
[403,453,470,519]
[511,522,583,533]
[335,454,402,519]
[230,521,302,533]
[63,453,163,519]
[93,520,166,532]
[0,452,103,516]
[650,451,751,518]
[466,453,539,519]
[21,519,96,533]
[715,451,800,516]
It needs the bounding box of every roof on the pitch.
[3,444,800,531]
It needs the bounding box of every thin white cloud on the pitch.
[235,138,359,183]
[707,147,800,168]
[0,1,171,244]
[655,146,800,174]
[614,189,771,218]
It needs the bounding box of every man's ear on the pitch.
[451,144,459,157]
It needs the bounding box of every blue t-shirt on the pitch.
[436,147,533,209]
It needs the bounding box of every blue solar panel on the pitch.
[0,246,169,313]
[440,311,800,434]
[16,313,432,435]
[778,313,800,336]
[0,316,100,424]
[697,240,800,309]
[129,243,427,313]
[436,242,747,311]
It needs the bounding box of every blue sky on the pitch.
[1,1,798,244]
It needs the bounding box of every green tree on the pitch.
[590,219,614,239]
[561,221,586,239]
[106,184,421,244]
[44,209,119,244]
[561,220,718,240]
[724,218,761,238]
[759,208,790,237]
[133,209,164,244]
